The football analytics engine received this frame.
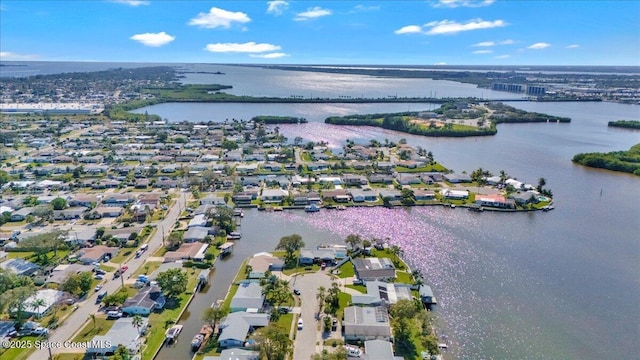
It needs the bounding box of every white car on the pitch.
[297,319,304,330]
[31,327,49,335]
[94,284,103,292]
[94,274,104,280]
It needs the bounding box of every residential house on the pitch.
[10,207,33,222]
[351,281,413,306]
[93,206,123,218]
[508,191,538,205]
[260,189,289,204]
[121,285,166,316]
[378,189,402,201]
[86,317,148,355]
[475,194,515,209]
[230,282,264,312]
[352,258,396,281]
[440,189,469,199]
[419,285,437,307]
[188,214,208,228]
[53,207,87,221]
[443,173,472,183]
[299,248,345,265]
[218,312,270,348]
[343,306,392,342]
[0,259,39,276]
[247,252,284,279]
[77,246,119,265]
[23,289,66,317]
[102,194,135,207]
[350,190,379,203]
[183,227,210,243]
[363,340,402,360]
[46,264,94,284]
[201,196,227,206]
[68,194,97,207]
[413,190,436,201]
[343,174,368,186]
[164,242,208,262]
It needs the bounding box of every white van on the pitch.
[140,244,148,251]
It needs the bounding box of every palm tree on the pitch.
[132,315,144,336]
[30,298,46,319]
[316,286,326,316]
[89,313,96,329]
[499,170,508,184]
[537,177,546,192]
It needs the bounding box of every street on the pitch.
[27,190,189,360]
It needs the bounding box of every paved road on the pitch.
[291,271,334,360]
[28,190,189,359]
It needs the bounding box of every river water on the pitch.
[136,65,640,360]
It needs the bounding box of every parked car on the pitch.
[94,274,104,280]
[353,278,364,285]
[293,289,301,295]
[135,251,142,258]
[121,265,129,273]
[31,327,49,336]
[94,284,103,292]
[106,311,122,319]
[297,319,304,330]
[332,317,338,331]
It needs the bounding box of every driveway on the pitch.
[291,271,334,360]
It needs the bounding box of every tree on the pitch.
[112,344,130,360]
[30,298,46,318]
[254,325,293,360]
[202,305,229,332]
[344,234,362,251]
[18,230,67,265]
[316,286,326,317]
[51,197,67,210]
[89,313,96,329]
[61,271,93,296]
[132,315,144,336]
[537,177,547,192]
[312,347,348,360]
[102,290,129,306]
[222,139,239,151]
[156,268,187,299]
[31,204,54,222]
[275,234,305,267]
[390,299,420,320]
[0,170,10,186]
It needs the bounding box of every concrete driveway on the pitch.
[290,271,335,360]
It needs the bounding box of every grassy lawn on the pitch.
[53,354,89,360]
[0,335,39,360]
[152,246,167,257]
[336,292,352,321]
[72,316,113,342]
[336,262,355,279]
[141,270,199,360]
[275,313,294,334]
[395,271,413,285]
[133,261,162,277]
[396,162,448,173]
[221,284,239,311]
[282,263,320,276]
[110,248,134,264]
[99,264,116,272]
[372,249,407,271]
[7,251,34,259]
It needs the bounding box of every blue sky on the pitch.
[1,0,638,65]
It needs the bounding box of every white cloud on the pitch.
[395,25,423,35]
[0,51,39,60]
[110,0,150,6]
[294,6,332,21]
[204,42,281,53]
[500,39,515,45]
[249,52,289,58]
[528,42,551,49]
[566,44,580,49]
[424,19,507,35]
[434,62,447,65]
[189,7,251,29]
[130,32,175,47]
[473,41,495,47]
[433,0,495,8]
[267,1,288,15]
[495,54,510,59]
[473,50,493,54]
[351,4,381,12]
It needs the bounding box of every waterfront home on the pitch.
[247,252,284,279]
[86,317,148,355]
[343,306,392,342]
[322,189,351,203]
[351,281,412,306]
[299,248,344,265]
[217,312,270,348]
[352,258,396,281]
[378,189,402,201]
[0,258,39,276]
[413,190,436,201]
[188,214,208,228]
[260,188,289,203]
[350,189,379,203]
[440,189,469,199]
[77,245,119,265]
[230,282,264,312]
[475,194,515,209]
[508,191,538,205]
[201,195,227,206]
[183,227,210,243]
[364,340,401,360]
[164,242,208,262]
[443,173,472,183]
[121,285,166,316]
[233,193,255,204]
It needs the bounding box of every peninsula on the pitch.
[572,144,640,176]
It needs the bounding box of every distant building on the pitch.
[526,85,546,96]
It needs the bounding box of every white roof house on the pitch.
[86,317,148,355]
[24,289,66,318]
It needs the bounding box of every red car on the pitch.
[121,265,129,273]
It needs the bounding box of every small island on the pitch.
[325,102,569,137]
[608,120,640,129]
[572,144,640,176]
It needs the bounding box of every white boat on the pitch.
[191,334,204,351]
[336,205,347,210]
[304,204,320,213]
[227,232,242,240]
[165,324,183,343]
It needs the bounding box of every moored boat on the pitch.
[227,232,242,240]
[304,204,320,213]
